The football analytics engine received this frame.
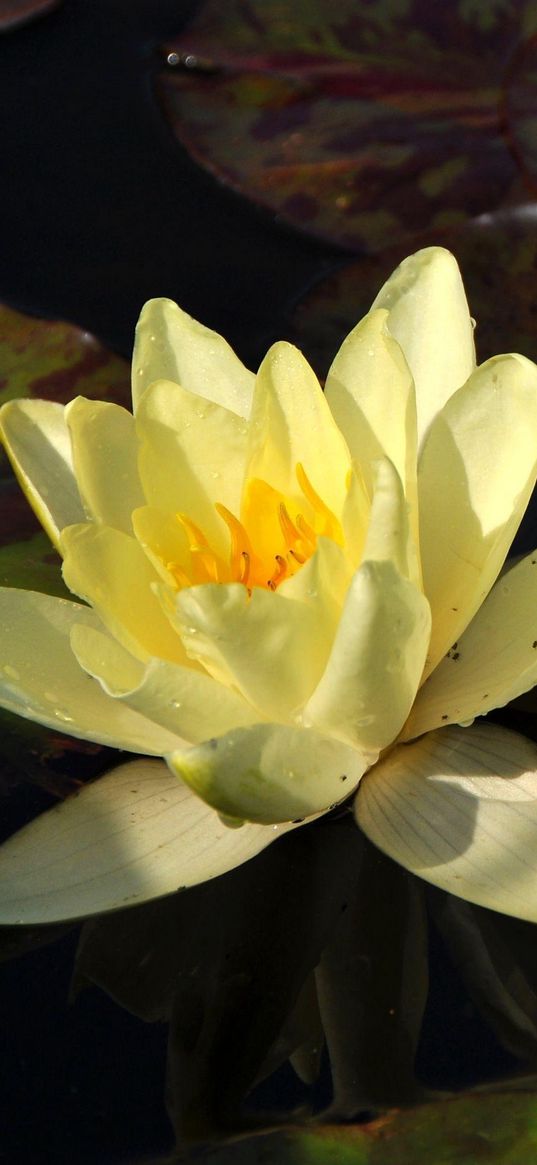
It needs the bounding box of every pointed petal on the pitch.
[419,353,537,677]
[303,559,430,754]
[0,399,84,550]
[61,522,187,664]
[324,308,417,506]
[404,551,537,739]
[0,759,300,923]
[132,298,254,417]
[168,581,332,719]
[0,588,182,752]
[169,723,366,824]
[135,379,248,554]
[371,247,475,445]
[65,396,144,531]
[71,622,260,742]
[356,723,537,922]
[246,341,351,518]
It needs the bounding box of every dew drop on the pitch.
[54,708,75,723]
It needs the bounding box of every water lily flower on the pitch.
[2,246,537,925]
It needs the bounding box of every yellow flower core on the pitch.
[169,463,344,593]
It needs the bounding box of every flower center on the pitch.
[168,463,343,593]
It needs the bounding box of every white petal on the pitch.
[0,399,84,550]
[303,560,430,754]
[0,588,183,753]
[132,298,254,417]
[356,723,537,922]
[169,723,366,824]
[245,341,351,519]
[404,551,537,739]
[71,622,261,742]
[168,581,332,719]
[0,759,300,923]
[371,246,475,445]
[418,352,537,676]
[65,396,144,531]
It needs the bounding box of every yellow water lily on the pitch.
[2,246,537,924]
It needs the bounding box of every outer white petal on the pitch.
[356,723,537,922]
[0,399,84,550]
[71,622,261,742]
[419,352,537,677]
[303,560,430,754]
[0,759,301,923]
[132,298,254,417]
[404,551,537,739]
[0,588,183,753]
[65,396,144,531]
[169,723,367,824]
[371,246,475,445]
[245,341,351,518]
[167,581,332,719]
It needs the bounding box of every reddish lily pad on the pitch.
[157,0,530,254]
[0,0,61,32]
[0,303,130,420]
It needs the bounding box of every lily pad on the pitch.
[0,0,61,32]
[0,303,130,421]
[199,1088,537,1163]
[157,0,529,254]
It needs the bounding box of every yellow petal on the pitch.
[135,379,248,555]
[0,588,182,752]
[169,723,367,824]
[362,458,420,586]
[0,399,84,551]
[404,551,537,739]
[61,522,186,664]
[167,581,333,719]
[246,341,351,519]
[303,560,430,753]
[132,504,190,587]
[419,353,537,677]
[0,759,301,923]
[371,247,475,445]
[356,723,537,922]
[71,622,261,742]
[65,396,144,531]
[324,308,417,508]
[132,297,254,417]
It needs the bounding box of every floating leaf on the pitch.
[157,0,530,253]
[0,0,61,32]
[195,1089,537,1163]
[0,303,130,439]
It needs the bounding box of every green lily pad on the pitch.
[157,0,529,254]
[199,1089,537,1163]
